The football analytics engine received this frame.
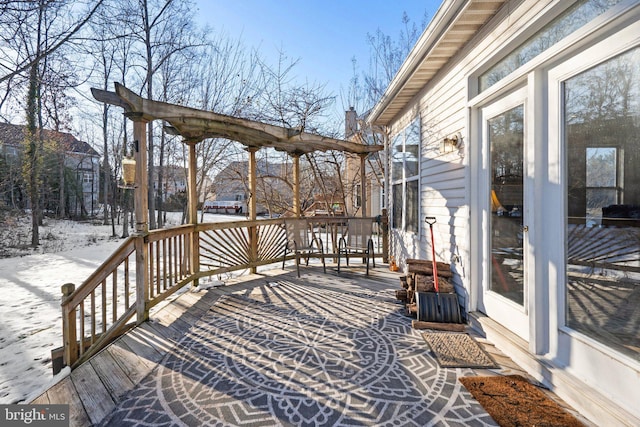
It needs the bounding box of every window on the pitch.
[564,46,640,361]
[489,104,525,305]
[391,118,420,233]
[480,0,623,92]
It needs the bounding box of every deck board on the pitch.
[30,266,405,426]
[46,378,90,426]
[105,339,156,385]
[71,362,116,425]
[119,329,165,365]
[89,350,135,402]
[143,317,187,344]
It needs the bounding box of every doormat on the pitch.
[422,332,498,368]
[459,375,584,427]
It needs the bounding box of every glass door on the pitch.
[480,88,529,340]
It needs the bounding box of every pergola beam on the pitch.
[92,83,383,156]
[92,82,382,279]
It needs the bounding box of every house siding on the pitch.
[379,0,640,424]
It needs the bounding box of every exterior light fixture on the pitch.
[120,140,138,188]
[440,133,462,153]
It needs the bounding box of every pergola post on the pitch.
[360,154,368,217]
[248,148,258,273]
[187,140,200,286]
[292,154,301,218]
[126,112,150,325]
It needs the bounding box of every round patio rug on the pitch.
[99,281,498,426]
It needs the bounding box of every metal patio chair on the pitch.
[282,218,326,277]
[338,218,375,275]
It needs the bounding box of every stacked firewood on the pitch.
[395,259,465,330]
[395,259,454,308]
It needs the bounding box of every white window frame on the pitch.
[549,20,640,358]
[390,117,420,234]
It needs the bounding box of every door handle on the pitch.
[521,225,529,232]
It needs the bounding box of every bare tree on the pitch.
[0,0,104,245]
[77,3,137,237]
[0,0,104,86]
[331,11,428,219]
[185,33,265,221]
[119,0,201,229]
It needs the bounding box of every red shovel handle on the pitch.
[425,217,439,292]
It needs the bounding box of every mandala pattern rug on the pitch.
[100,280,497,426]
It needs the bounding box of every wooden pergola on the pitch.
[92,83,383,233]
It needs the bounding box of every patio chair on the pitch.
[282,218,326,277]
[338,218,375,275]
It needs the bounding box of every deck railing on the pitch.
[57,215,388,370]
[60,237,137,370]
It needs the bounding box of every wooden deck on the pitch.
[31,272,230,425]
[30,263,588,427]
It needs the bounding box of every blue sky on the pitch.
[194,1,441,119]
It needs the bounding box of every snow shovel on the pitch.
[416,217,462,324]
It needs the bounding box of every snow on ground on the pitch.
[0,211,243,404]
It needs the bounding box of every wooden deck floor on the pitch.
[30,271,244,425]
[30,263,587,426]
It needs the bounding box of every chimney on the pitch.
[345,107,357,139]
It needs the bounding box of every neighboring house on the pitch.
[0,122,100,216]
[210,161,250,206]
[210,159,292,215]
[152,165,213,210]
[153,165,187,199]
[368,1,640,425]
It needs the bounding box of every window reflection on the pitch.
[391,134,404,182]
[391,119,420,232]
[405,120,420,177]
[392,183,403,229]
[406,180,419,233]
[490,105,524,305]
[585,147,618,225]
[564,47,640,361]
[480,0,623,92]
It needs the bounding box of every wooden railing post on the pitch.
[61,283,77,368]
[248,148,258,273]
[381,208,389,263]
[186,140,200,287]
[292,154,300,218]
[135,234,149,324]
[127,113,150,325]
[359,153,367,217]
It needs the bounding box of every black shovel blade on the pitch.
[416,292,462,323]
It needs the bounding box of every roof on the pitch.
[0,122,99,156]
[92,83,383,156]
[368,0,506,125]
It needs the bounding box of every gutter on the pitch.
[367,0,468,125]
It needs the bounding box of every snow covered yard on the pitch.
[0,212,242,404]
